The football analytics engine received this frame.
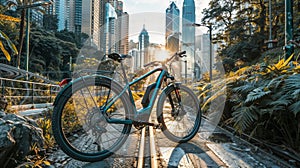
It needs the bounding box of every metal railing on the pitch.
[0,77,60,107]
[0,63,61,109]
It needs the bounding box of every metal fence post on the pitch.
[49,84,52,103]
[31,83,34,107]
[285,0,294,59]
[1,79,4,95]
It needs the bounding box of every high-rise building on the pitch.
[196,34,215,78]
[65,0,75,31]
[129,48,140,71]
[114,1,128,54]
[119,12,129,54]
[52,0,128,52]
[55,0,75,31]
[68,0,100,47]
[56,0,80,32]
[54,0,103,48]
[182,0,196,78]
[165,1,180,52]
[55,0,66,31]
[139,25,150,66]
[74,0,82,34]
[31,8,44,27]
[104,2,117,53]
[100,0,128,54]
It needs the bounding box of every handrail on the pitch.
[0,63,58,85]
[0,77,60,106]
[0,77,58,86]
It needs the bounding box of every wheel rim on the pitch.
[160,86,200,140]
[58,83,129,156]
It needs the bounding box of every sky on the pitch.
[122,0,210,44]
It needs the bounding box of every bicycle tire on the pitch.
[157,84,201,143]
[52,76,132,162]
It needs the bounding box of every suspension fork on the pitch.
[174,83,182,103]
[167,81,182,116]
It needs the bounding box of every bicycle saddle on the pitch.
[108,53,131,62]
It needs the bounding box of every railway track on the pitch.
[46,116,295,168]
[136,126,160,168]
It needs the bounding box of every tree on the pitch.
[202,0,269,71]
[202,0,235,45]
[55,30,89,48]
[5,0,52,67]
[29,28,79,80]
[43,14,58,31]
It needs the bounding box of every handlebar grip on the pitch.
[176,51,186,56]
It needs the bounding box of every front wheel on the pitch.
[157,84,201,143]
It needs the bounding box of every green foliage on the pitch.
[0,5,86,80]
[36,109,55,148]
[232,105,258,132]
[245,87,271,103]
[55,30,89,48]
[201,0,300,71]
[22,28,81,80]
[201,57,300,152]
[43,14,58,31]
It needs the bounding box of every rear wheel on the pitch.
[52,77,132,162]
[157,84,201,143]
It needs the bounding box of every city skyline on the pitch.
[124,0,209,44]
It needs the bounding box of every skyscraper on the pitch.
[115,1,129,54]
[74,0,82,34]
[65,0,75,31]
[139,25,150,66]
[104,2,117,53]
[55,0,66,31]
[182,0,195,78]
[119,12,129,54]
[165,1,180,52]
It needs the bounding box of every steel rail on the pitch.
[149,126,158,168]
[137,127,146,168]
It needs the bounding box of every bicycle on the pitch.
[51,51,202,162]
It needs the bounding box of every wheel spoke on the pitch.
[158,85,201,142]
[52,78,132,161]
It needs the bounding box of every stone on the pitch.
[0,95,8,110]
[0,111,45,166]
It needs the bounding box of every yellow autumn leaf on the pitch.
[0,41,11,61]
[274,59,284,70]
[0,30,18,54]
[282,54,294,67]
[43,160,51,166]
[0,14,21,22]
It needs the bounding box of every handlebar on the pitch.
[144,51,186,68]
[107,51,186,68]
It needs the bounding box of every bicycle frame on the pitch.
[102,63,169,125]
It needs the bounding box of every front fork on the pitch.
[165,75,182,117]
